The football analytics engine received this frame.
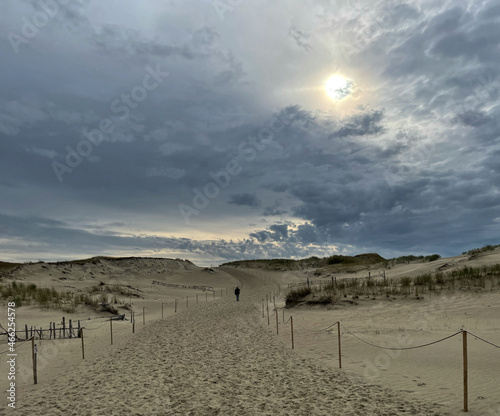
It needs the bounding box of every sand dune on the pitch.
[1,253,499,415]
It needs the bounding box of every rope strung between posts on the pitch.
[293,320,339,333]
[0,339,32,355]
[467,331,500,349]
[340,324,462,351]
[84,320,111,331]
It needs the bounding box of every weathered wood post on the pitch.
[80,328,85,359]
[291,316,294,349]
[338,321,342,369]
[110,318,113,345]
[267,304,270,326]
[132,312,135,334]
[62,317,66,338]
[31,338,37,384]
[463,330,468,412]
[25,324,28,340]
[275,310,279,335]
[69,320,73,338]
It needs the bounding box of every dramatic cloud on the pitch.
[1,0,500,264]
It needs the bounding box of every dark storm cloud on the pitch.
[2,0,500,263]
[228,193,261,208]
[90,25,196,60]
[330,109,385,139]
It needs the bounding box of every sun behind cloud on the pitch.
[325,75,354,101]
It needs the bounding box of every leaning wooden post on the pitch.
[162,302,164,319]
[110,318,113,345]
[337,321,342,369]
[31,338,37,384]
[267,304,270,326]
[275,309,279,335]
[143,307,145,325]
[132,312,135,334]
[291,316,294,349]
[25,324,28,340]
[463,330,468,412]
[80,328,85,359]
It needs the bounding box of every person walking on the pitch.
[234,286,241,301]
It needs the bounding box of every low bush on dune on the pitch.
[286,286,311,305]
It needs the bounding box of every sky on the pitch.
[1,0,500,265]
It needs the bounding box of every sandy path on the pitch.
[4,270,449,416]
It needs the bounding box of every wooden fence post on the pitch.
[80,328,85,359]
[31,338,37,384]
[338,321,342,369]
[62,317,65,338]
[275,310,279,335]
[291,316,294,349]
[267,304,270,326]
[69,320,73,338]
[132,312,135,334]
[463,330,468,412]
[25,324,28,341]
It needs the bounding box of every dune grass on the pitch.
[0,281,130,313]
[286,263,500,305]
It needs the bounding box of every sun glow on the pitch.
[325,75,353,101]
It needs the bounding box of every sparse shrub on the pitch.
[286,286,311,305]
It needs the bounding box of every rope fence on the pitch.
[0,285,233,388]
[263,304,500,413]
